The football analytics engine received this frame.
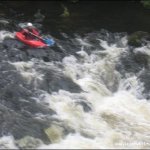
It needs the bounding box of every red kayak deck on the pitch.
[16,32,47,48]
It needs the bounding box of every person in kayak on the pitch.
[21,22,40,40]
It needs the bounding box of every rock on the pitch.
[40,68,82,93]
[133,48,149,67]
[15,136,43,149]
[128,31,149,47]
[34,9,45,23]
[139,70,150,99]
[44,125,64,143]
[76,101,92,112]
[0,19,9,25]
[44,123,75,143]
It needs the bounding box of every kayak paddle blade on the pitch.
[43,38,55,46]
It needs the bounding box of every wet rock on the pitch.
[0,62,58,143]
[26,48,49,59]
[44,123,75,143]
[2,39,28,61]
[44,125,64,143]
[116,47,149,76]
[42,69,82,93]
[0,104,55,144]
[80,130,96,139]
[3,39,25,49]
[0,45,10,61]
[26,47,64,62]
[0,19,9,25]
[139,70,150,99]
[34,9,45,23]
[128,31,149,47]
[42,56,50,62]
[16,136,43,149]
[76,101,92,112]
[132,49,149,67]
[0,62,56,115]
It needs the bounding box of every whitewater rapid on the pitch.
[0,30,150,149]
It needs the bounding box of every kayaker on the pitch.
[21,22,40,40]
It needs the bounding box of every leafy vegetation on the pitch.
[60,4,70,17]
[141,0,150,8]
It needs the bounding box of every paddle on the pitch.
[23,29,55,46]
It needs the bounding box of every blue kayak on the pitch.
[43,38,55,46]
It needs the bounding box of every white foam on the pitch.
[0,30,15,42]
[37,35,150,149]
[0,136,18,149]
[9,61,44,85]
[6,33,150,149]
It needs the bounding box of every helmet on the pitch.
[27,22,33,27]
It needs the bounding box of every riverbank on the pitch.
[1,1,150,35]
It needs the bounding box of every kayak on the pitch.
[16,32,55,48]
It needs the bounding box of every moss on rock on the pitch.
[128,31,149,47]
[141,0,150,9]
[15,136,43,149]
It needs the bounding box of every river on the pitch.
[0,1,150,149]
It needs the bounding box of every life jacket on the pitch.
[21,27,39,39]
[28,28,39,36]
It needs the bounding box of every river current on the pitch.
[0,1,150,149]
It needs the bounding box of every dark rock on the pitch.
[128,31,149,47]
[3,39,28,61]
[116,46,149,76]
[0,104,51,143]
[0,61,58,143]
[139,70,150,99]
[133,49,149,67]
[26,47,64,62]
[34,9,45,23]
[76,101,92,112]
[40,68,82,93]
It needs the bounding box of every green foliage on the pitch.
[141,0,150,8]
[60,4,70,18]
[128,31,149,47]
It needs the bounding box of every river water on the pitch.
[0,1,150,149]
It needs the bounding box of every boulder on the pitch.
[15,136,43,149]
[128,31,149,47]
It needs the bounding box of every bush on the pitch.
[141,0,150,8]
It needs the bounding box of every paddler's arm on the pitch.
[20,29,29,34]
[32,28,40,35]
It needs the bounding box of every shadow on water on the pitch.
[1,1,150,36]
